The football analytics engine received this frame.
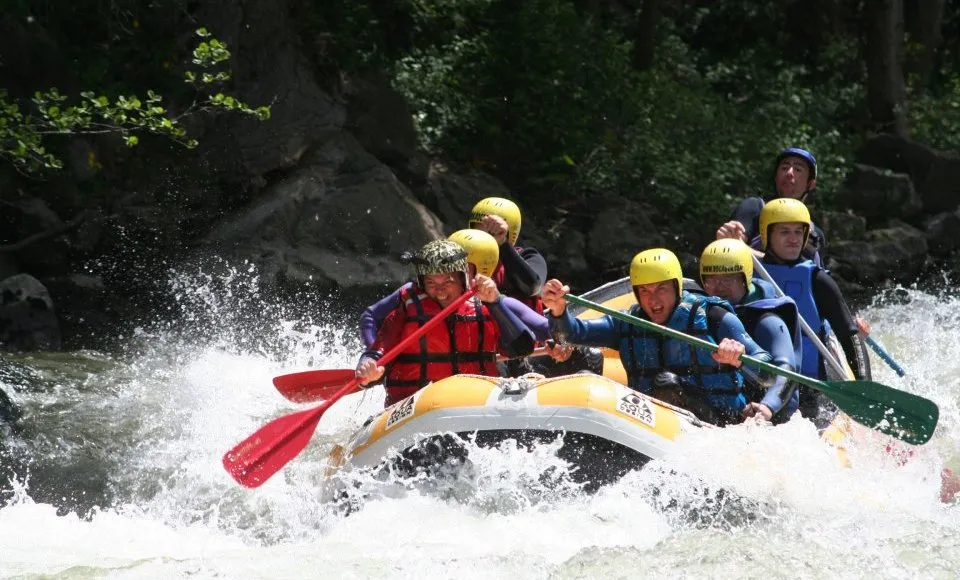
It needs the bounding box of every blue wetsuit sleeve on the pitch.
[749,313,800,415]
[359,283,409,348]
[503,296,550,341]
[547,307,621,350]
[714,311,776,394]
[486,297,536,357]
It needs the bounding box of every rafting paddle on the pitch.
[274,346,552,403]
[563,293,939,445]
[223,288,478,488]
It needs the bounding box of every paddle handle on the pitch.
[865,335,906,377]
[563,293,827,394]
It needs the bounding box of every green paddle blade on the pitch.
[821,380,938,446]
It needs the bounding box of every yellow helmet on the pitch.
[759,198,811,249]
[629,248,683,297]
[468,197,522,246]
[700,239,754,292]
[448,229,500,277]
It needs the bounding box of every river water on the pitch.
[1,267,958,579]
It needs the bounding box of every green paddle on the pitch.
[563,293,938,445]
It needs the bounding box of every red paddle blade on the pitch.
[273,369,356,403]
[223,380,358,488]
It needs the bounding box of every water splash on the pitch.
[2,265,959,578]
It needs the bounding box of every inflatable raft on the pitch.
[323,276,862,494]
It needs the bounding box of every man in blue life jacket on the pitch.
[699,238,801,424]
[757,198,868,427]
[541,248,774,426]
[716,148,827,266]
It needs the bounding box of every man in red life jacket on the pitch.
[356,239,537,406]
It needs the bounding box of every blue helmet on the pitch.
[773,148,817,197]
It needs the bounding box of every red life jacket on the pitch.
[491,249,544,314]
[384,286,500,398]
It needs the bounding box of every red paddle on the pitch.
[273,346,552,403]
[222,288,478,488]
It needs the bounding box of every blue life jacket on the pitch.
[737,278,803,369]
[617,292,746,414]
[758,260,830,379]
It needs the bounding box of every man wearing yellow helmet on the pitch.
[699,239,802,423]
[356,234,544,405]
[716,148,827,266]
[758,198,868,425]
[541,248,773,426]
[468,197,548,314]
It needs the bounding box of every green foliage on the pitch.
[382,1,867,245]
[908,74,960,151]
[0,28,270,175]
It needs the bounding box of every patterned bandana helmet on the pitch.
[410,239,468,278]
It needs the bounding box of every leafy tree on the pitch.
[1,28,269,176]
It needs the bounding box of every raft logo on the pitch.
[386,395,416,430]
[616,393,656,427]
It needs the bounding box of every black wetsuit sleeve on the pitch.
[499,242,547,297]
[812,271,866,379]
[729,196,765,240]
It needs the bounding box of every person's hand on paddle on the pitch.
[474,214,509,245]
[475,274,501,303]
[716,220,747,242]
[546,340,575,363]
[541,279,569,316]
[355,357,385,386]
[855,316,871,337]
[741,402,773,422]
[711,338,745,368]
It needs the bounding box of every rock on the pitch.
[840,164,922,224]
[204,131,446,289]
[0,195,71,275]
[0,274,62,351]
[922,210,960,256]
[42,274,119,349]
[343,72,420,170]
[196,0,347,177]
[857,135,960,214]
[827,222,929,285]
[815,210,867,242]
[417,162,512,228]
[587,202,665,278]
[541,229,589,282]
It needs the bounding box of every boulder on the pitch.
[203,131,446,289]
[815,210,867,243]
[840,164,922,224]
[417,162,512,228]
[0,274,62,351]
[343,72,420,171]
[922,210,960,256]
[857,135,960,214]
[826,222,929,285]
[196,0,347,178]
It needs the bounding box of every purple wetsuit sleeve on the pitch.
[359,282,411,348]
[503,296,550,341]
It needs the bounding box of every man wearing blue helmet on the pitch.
[716,148,827,265]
